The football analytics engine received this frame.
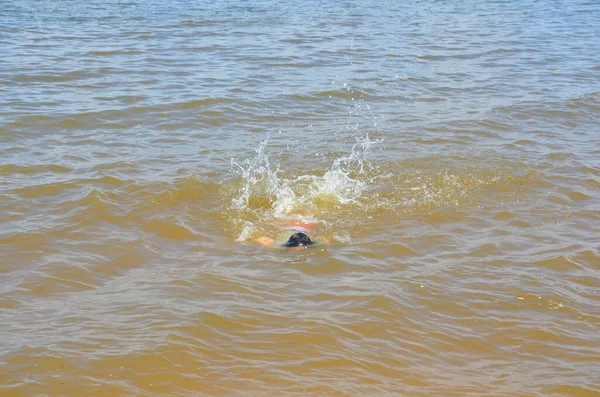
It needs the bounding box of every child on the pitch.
[255,219,318,248]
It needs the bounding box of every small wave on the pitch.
[87,49,144,57]
[142,219,198,240]
[490,92,600,126]
[11,70,94,83]
[0,164,72,175]
[314,87,376,100]
[566,91,600,110]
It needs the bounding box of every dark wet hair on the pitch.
[283,232,313,247]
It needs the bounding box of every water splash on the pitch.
[225,136,518,242]
[230,141,281,211]
[228,135,378,241]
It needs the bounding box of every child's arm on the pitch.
[255,237,275,246]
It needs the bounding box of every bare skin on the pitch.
[256,218,319,247]
[256,236,275,246]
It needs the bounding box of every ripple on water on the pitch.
[2,0,600,395]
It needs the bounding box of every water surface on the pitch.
[1,1,599,396]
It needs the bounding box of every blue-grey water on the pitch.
[1,1,599,396]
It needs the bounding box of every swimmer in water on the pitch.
[282,232,313,247]
[255,220,318,248]
[255,231,315,248]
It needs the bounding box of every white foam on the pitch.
[229,135,378,240]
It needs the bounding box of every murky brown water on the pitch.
[1,0,599,396]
